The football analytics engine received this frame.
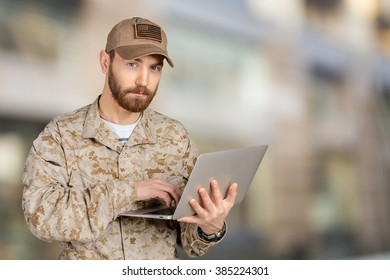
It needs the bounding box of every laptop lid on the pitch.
[119,144,268,220]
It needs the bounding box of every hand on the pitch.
[134,178,182,207]
[178,180,238,235]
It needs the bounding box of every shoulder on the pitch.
[144,108,198,162]
[53,104,91,127]
[145,108,189,136]
[41,103,92,139]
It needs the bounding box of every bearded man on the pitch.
[22,17,237,260]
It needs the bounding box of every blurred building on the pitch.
[0,0,389,259]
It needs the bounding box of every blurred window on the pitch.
[304,0,342,15]
[0,0,84,59]
[308,63,345,122]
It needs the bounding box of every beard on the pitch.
[108,64,157,113]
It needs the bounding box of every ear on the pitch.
[99,50,110,74]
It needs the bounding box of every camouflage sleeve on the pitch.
[179,222,226,257]
[176,136,225,257]
[21,120,137,243]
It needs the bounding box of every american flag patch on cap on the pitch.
[135,23,162,42]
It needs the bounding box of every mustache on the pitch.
[124,86,153,96]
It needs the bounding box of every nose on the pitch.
[135,67,149,87]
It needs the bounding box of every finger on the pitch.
[165,187,181,205]
[198,187,214,211]
[158,182,182,205]
[189,197,207,217]
[172,186,183,204]
[209,180,223,205]
[177,214,200,224]
[224,183,238,208]
[157,191,172,207]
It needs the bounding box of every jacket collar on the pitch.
[82,96,157,152]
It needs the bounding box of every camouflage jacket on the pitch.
[22,97,221,259]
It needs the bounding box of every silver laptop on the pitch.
[119,145,268,220]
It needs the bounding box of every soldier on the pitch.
[22,17,237,259]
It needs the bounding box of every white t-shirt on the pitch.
[101,116,141,146]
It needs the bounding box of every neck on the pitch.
[98,92,141,125]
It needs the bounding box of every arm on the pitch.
[22,120,136,243]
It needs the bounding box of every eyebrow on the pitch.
[134,57,164,67]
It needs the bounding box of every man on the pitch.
[22,17,237,259]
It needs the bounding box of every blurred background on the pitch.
[0,0,390,260]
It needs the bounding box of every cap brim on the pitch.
[114,44,174,67]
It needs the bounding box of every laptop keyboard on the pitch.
[147,207,176,215]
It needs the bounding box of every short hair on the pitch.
[108,49,116,61]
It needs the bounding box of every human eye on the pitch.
[127,62,137,68]
[150,64,162,72]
